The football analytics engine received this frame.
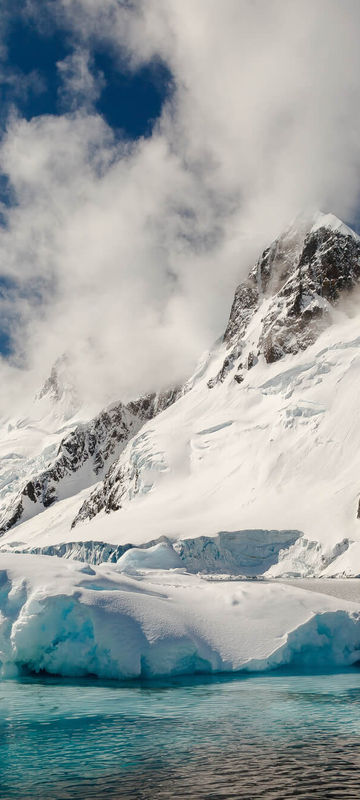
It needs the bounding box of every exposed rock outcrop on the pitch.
[209,214,360,385]
[0,388,180,535]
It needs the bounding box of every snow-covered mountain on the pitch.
[1,211,360,579]
[0,385,179,534]
[3,210,360,682]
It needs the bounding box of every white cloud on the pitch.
[1,0,360,411]
[57,48,105,110]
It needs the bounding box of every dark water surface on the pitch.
[1,671,360,799]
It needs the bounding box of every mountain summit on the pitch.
[1,212,360,579]
[210,211,360,386]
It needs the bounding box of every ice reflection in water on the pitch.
[1,671,360,798]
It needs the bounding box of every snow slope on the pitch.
[0,374,91,530]
[1,554,360,680]
[0,370,179,535]
[1,212,360,581]
[4,311,360,578]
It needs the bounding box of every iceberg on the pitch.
[1,554,360,681]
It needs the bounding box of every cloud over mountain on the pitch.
[1,0,360,410]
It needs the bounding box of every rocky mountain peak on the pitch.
[210,212,360,384]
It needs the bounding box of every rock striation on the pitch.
[0,388,179,534]
[209,214,360,386]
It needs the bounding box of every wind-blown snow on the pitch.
[1,554,360,680]
[310,212,360,240]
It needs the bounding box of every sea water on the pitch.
[1,670,360,799]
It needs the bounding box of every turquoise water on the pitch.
[1,671,360,799]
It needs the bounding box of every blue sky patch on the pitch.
[2,15,173,136]
[0,11,174,356]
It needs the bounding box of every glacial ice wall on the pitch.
[2,530,301,574]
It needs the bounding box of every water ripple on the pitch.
[1,671,360,799]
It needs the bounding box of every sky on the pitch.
[1,0,360,412]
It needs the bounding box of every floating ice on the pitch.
[1,554,360,681]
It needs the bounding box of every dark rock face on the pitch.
[223,282,259,345]
[300,227,360,301]
[1,501,24,532]
[0,388,180,535]
[209,221,360,385]
[127,387,181,419]
[0,402,137,534]
[259,227,360,363]
[207,281,258,387]
[71,388,183,528]
[72,453,139,528]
